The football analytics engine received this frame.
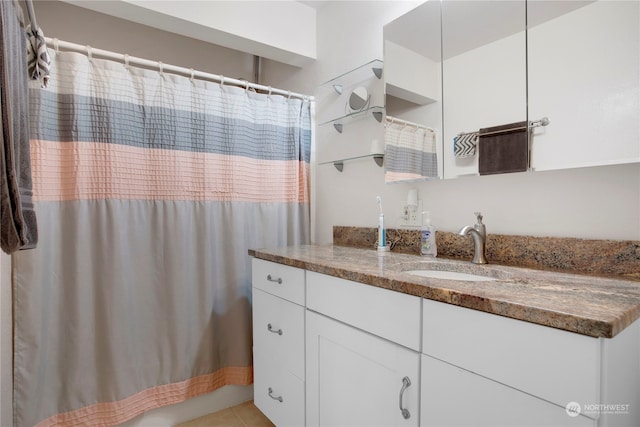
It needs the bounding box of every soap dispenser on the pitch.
[420,211,437,257]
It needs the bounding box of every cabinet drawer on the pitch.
[252,288,304,379]
[254,352,305,427]
[252,258,305,305]
[307,271,421,351]
[421,354,595,426]
[422,298,600,410]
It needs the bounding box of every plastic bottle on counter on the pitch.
[420,211,437,257]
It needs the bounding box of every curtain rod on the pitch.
[44,37,314,102]
[385,115,433,132]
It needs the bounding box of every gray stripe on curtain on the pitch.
[30,90,312,162]
[14,199,310,426]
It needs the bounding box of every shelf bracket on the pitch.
[331,155,383,173]
[372,111,383,123]
[372,67,383,79]
[333,122,343,133]
[332,84,343,95]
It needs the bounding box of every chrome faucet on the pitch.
[458,212,487,264]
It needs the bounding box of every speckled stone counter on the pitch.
[249,244,640,339]
[333,226,640,281]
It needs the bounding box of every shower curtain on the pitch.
[13,50,312,427]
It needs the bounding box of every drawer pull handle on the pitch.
[266,274,283,284]
[399,376,411,420]
[267,323,283,336]
[268,387,283,403]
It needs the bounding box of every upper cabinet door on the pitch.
[442,0,527,179]
[528,0,640,171]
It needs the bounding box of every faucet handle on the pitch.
[474,212,483,224]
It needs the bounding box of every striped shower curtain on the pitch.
[13,50,312,427]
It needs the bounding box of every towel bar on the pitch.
[457,117,550,138]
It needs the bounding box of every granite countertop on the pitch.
[249,244,640,339]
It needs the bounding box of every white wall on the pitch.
[60,0,316,66]
[313,1,640,245]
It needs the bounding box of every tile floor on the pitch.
[175,401,274,427]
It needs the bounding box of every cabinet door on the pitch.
[252,288,304,379]
[306,311,419,427]
[421,355,595,427]
[254,351,305,427]
[528,1,640,171]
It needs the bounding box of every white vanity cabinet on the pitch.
[421,354,593,426]
[251,256,640,427]
[421,298,639,427]
[251,259,306,426]
[305,271,422,426]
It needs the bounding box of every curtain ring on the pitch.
[158,61,163,75]
[123,54,129,70]
[287,91,292,100]
[268,86,272,99]
[86,45,92,61]
[245,80,250,94]
[53,38,59,53]
[190,68,195,81]
[219,75,225,88]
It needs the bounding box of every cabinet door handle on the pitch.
[267,323,283,335]
[266,274,283,284]
[268,387,283,402]
[399,376,411,420]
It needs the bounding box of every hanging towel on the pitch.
[454,132,478,158]
[384,117,438,183]
[25,25,50,87]
[478,121,528,175]
[0,0,38,253]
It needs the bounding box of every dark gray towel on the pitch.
[0,0,38,253]
[478,121,528,176]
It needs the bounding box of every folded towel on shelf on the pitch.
[384,117,438,183]
[478,121,528,175]
[454,132,478,158]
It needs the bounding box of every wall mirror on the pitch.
[348,87,370,112]
[383,0,443,180]
[383,0,639,181]
[527,0,639,171]
[441,0,526,179]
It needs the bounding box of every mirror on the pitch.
[527,0,639,171]
[383,0,443,180]
[384,0,639,180]
[348,87,370,112]
[441,0,527,179]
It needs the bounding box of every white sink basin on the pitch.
[406,270,498,282]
